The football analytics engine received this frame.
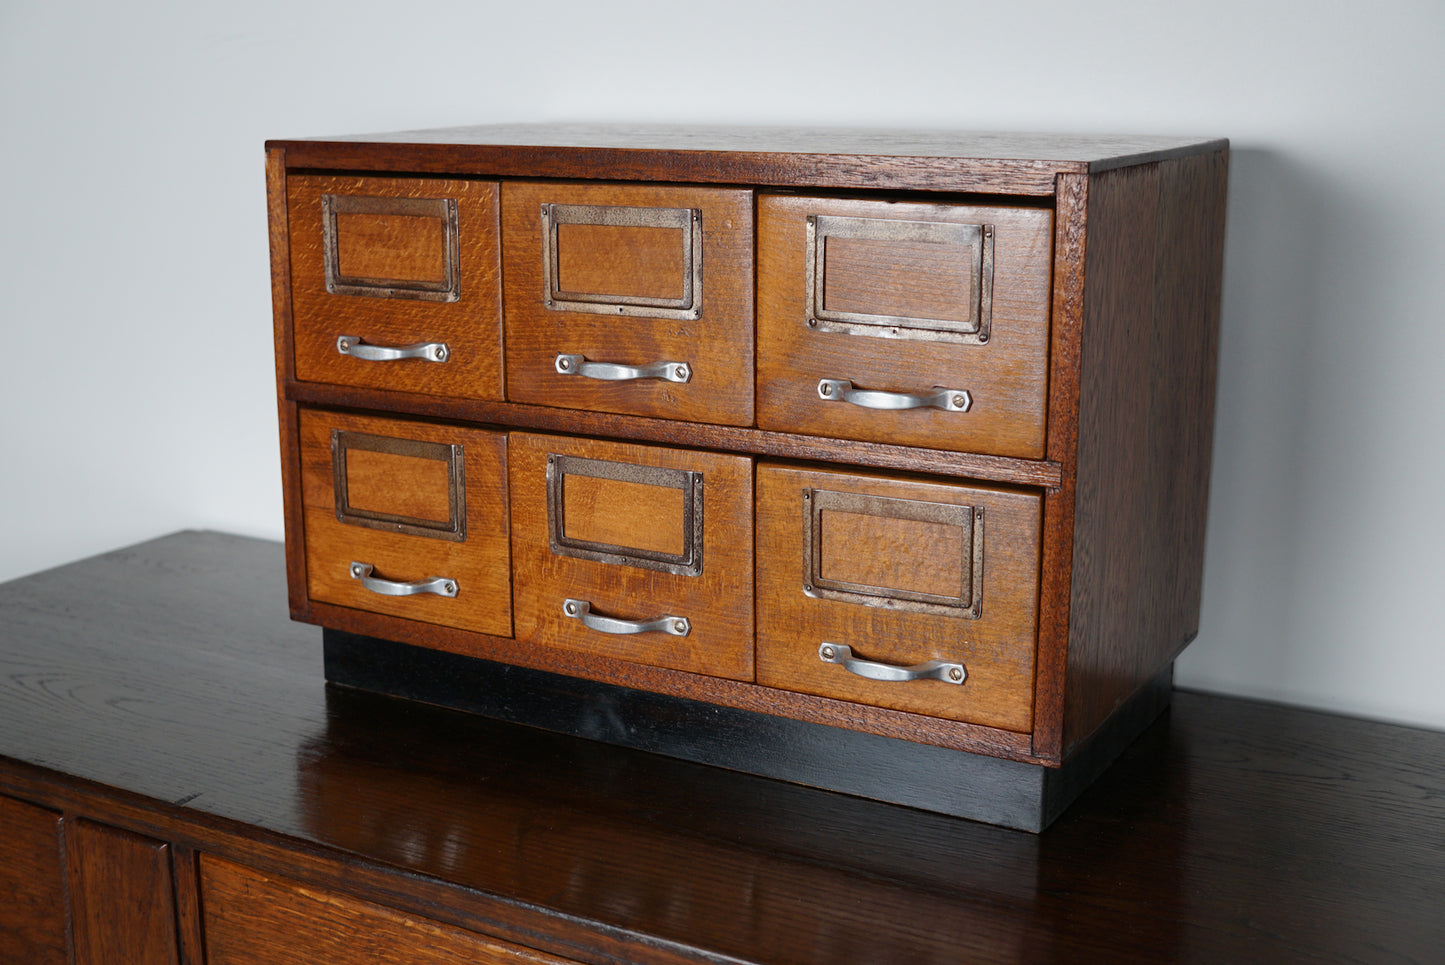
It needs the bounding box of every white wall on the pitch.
[2,0,1442,729]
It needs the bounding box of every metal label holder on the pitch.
[322,194,461,302]
[802,488,983,618]
[804,214,994,345]
[332,430,466,542]
[541,203,703,320]
[546,454,704,577]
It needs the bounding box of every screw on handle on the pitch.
[818,643,965,684]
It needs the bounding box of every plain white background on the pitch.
[2,0,1442,730]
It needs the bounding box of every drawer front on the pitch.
[201,856,578,965]
[755,464,1040,731]
[756,196,1053,459]
[502,182,754,426]
[288,175,504,399]
[299,408,511,637]
[509,432,753,680]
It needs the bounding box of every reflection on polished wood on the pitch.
[1,532,1442,964]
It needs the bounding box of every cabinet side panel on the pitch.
[1154,150,1228,641]
[0,794,69,965]
[1031,173,1089,760]
[66,819,180,965]
[267,147,309,620]
[1063,153,1228,753]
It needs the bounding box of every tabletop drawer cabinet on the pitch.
[268,125,1228,830]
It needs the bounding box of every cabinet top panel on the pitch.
[268,123,1228,196]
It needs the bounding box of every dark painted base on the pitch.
[323,629,1173,832]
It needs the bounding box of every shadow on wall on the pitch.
[1186,147,1325,689]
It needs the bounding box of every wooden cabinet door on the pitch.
[0,793,68,965]
[66,820,180,965]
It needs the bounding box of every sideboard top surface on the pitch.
[267,123,1229,195]
[2,532,1442,964]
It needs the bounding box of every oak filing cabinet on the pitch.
[266,125,1229,831]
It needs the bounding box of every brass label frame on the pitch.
[540,203,703,320]
[802,489,983,618]
[546,454,704,577]
[804,214,995,345]
[322,194,461,302]
[331,430,466,542]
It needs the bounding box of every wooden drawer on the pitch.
[509,432,753,680]
[755,463,1041,731]
[288,175,503,399]
[501,182,754,426]
[756,196,1053,459]
[299,408,511,637]
[200,856,577,965]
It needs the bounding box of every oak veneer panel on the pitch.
[267,149,310,620]
[1062,151,1228,752]
[269,125,1229,196]
[556,222,686,299]
[333,210,448,283]
[200,856,577,965]
[757,195,1053,459]
[820,510,966,599]
[0,794,68,965]
[299,408,512,637]
[563,473,686,556]
[286,379,1066,489]
[755,464,1040,732]
[822,235,976,322]
[288,175,504,400]
[502,181,754,427]
[343,446,453,522]
[510,432,754,681]
[66,819,179,965]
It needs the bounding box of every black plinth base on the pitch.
[323,629,1172,832]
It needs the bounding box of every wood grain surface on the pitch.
[555,222,685,299]
[268,124,1229,197]
[298,408,513,637]
[821,235,977,322]
[201,856,575,965]
[0,794,68,965]
[66,820,179,965]
[333,210,448,284]
[1063,152,1228,753]
[757,195,1054,458]
[3,533,1444,964]
[285,379,1065,489]
[755,464,1039,731]
[288,175,504,400]
[502,181,754,426]
[508,433,754,681]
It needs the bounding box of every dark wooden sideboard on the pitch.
[1,531,1442,964]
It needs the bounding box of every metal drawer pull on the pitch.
[817,379,970,412]
[337,335,450,363]
[349,562,458,598]
[555,354,691,384]
[562,599,691,636]
[818,643,966,685]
